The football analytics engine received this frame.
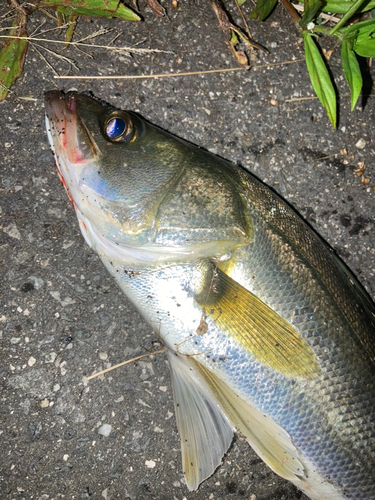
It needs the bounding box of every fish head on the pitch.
[45,90,187,260]
[45,91,251,263]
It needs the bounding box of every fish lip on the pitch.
[45,90,93,210]
[44,89,77,121]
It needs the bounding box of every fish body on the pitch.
[45,91,375,500]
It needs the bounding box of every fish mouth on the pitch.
[45,91,101,207]
[45,89,104,252]
[45,91,81,207]
[45,90,102,166]
[45,90,82,164]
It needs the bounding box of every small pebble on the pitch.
[145,460,156,468]
[28,357,36,367]
[3,223,21,240]
[98,424,112,437]
[355,138,366,149]
[45,352,57,364]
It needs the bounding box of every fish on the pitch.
[44,90,375,500]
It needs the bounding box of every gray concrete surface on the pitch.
[1,2,374,499]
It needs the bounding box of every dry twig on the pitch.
[87,349,166,381]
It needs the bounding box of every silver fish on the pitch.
[44,90,375,500]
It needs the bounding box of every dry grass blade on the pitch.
[75,27,112,43]
[0,25,21,31]
[30,18,47,37]
[254,58,305,68]
[0,35,170,54]
[0,10,17,21]
[55,67,248,79]
[55,59,304,79]
[108,32,122,46]
[38,8,58,21]
[31,41,79,69]
[87,348,166,381]
[32,22,74,36]
[31,43,59,76]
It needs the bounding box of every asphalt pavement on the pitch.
[1,2,374,499]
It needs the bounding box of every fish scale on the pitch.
[45,90,375,500]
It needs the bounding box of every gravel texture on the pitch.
[1,2,374,500]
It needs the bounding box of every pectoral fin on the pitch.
[195,265,320,379]
[190,357,308,483]
[167,350,235,491]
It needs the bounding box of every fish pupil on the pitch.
[106,117,126,139]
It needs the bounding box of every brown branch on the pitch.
[279,0,301,24]
[233,0,252,42]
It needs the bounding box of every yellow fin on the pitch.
[195,266,320,378]
[168,351,235,490]
[190,357,308,482]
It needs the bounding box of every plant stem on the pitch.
[313,25,332,35]
[330,0,366,35]
[279,0,301,24]
[233,0,253,42]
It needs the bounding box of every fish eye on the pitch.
[104,112,133,143]
[106,117,126,139]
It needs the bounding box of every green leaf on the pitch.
[353,22,375,57]
[341,18,375,37]
[249,0,278,20]
[64,15,79,46]
[300,0,323,28]
[238,0,248,5]
[295,0,375,13]
[302,31,336,127]
[341,39,362,110]
[0,14,28,102]
[39,0,141,21]
[330,0,366,35]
